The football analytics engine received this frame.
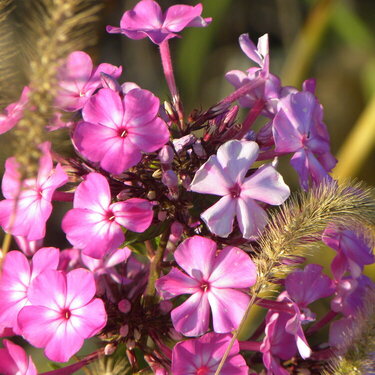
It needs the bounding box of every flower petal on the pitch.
[241,164,290,205]
[171,291,210,336]
[236,196,268,239]
[156,267,200,299]
[209,246,257,288]
[216,140,259,184]
[201,195,237,238]
[174,236,216,280]
[208,287,250,333]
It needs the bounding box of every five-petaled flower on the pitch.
[190,140,290,239]
[107,0,211,45]
[156,235,257,336]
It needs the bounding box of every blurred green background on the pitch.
[0,0,374,372]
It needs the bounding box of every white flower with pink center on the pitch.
[190,140,290,239]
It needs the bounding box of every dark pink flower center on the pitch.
[118,128,128,138]
[196,366,210,375]
[200,281,210,292]
[229,183,241,198]
[61,308,71,320]
[105,210,116,222]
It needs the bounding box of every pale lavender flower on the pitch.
[190,140,290,239]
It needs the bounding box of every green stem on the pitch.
[144,226,171,305]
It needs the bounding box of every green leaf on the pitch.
[124,220,171,246]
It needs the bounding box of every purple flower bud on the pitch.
[192,140,206,158]
[104,343,116,356]
[120,324,129,337]
[159,145,174,167]
[118,298,131,313]
[162,170,178,188]
[100,72,122,92]
[173,134,196,153]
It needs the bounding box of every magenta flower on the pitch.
[56,51,122,112]
[0,247,60,334]
[18,268,107,363]
[272,91,337,190]
[0,86,30,134]
[0,142,68,241]
[156,235,257,336]
[172,332,249,375]
[261,312,297,375]
[0,339,37,375]
[322,224,374,279]
[107,0,211,45]
[62,173,153,259]
[73,88,169,174]
[190,140,290,239]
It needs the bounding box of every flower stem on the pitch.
[239,340,262,352]
[159,40,184,130]
[144,226,171,306]
[235,99,265,139]
[220,78,264,105]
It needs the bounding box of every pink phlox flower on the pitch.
[172,332,249,375]
[0,86,30,134]
[322,224,375,279]
[62,173,154,259]
[156,235,257,336]
[282,265,334,359]
[0,142,68,241]
[14,236,43,257]
[225,34,281,116]
[46,112,74,131]
[56,51,122,112]
[331,275,374,317]
[0,339,37,375]
[272,91,337,190]
[260,311,297,375]
[73,88,170,174]
[285,264,334,308]
[0,247,60,334]
[18,268,107,362]
[190,140,290,239]
[106,0,212,45]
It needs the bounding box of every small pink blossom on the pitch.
[18,268,107,363]
[0,247,60,334]
[172,332,249,375]
[107,0,211,45]
[190,140,290,239]
[0,142,68,240]
[62,173,153,259]
[73,88,169,174]
[0,339,37,375]
[0,86,30,134]
[156,235,257,336]
[56,51,122,112]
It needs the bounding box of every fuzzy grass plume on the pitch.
[12,0,102,177]
[215,179,375,375]
[253,179,375,294]
[0,0,21,107]
[323,288,375,375]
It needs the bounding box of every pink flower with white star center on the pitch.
[156,235,257,336]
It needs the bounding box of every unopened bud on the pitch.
[152,169,162,179]
[120,324,129,337]
[173,134,196,153]
[101,73,121,92]
[162,170,178,189]
[104,343,116,356]
[159,145,174,167]
[192,140,206,158]
[147,190,156,200]
[118,299,131,313]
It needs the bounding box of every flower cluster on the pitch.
[0,0,373,374]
